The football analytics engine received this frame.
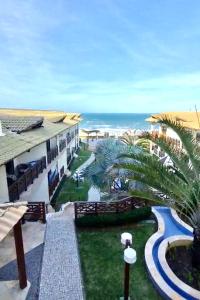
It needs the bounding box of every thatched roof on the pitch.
[146,111,200,130]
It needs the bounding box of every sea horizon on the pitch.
[80,112,154,131]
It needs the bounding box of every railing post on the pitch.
[74,202,77,219]
[42,202,46,224]
[13,220,27,289]
[95,202,98,215]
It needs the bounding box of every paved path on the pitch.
[39,208,84,300]
[75,152,95,174]
[87,186,101,202]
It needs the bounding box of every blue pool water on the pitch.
[151,207,196,300]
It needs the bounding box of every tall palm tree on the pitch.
[85,138,134,196]
[115,117,200,268]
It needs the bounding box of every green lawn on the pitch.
[54,178,90,207]
[78,223,162,300]
[70,146,91,173]
[52,145,91,210]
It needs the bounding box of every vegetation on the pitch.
[52,144,91,210]
[115,117,200,268]
[86,138,136,193]
[70,145,91,172]
[78,223,162,300]
[75,207,151,227]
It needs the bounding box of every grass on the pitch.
[77,223,162,300]
[54,178,90,205]
[70,145,91,173]
[52,144,91,210]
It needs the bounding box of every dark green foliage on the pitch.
[75,206,151,227]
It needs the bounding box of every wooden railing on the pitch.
[67,135,72,143]
[47,146,58,164]
[48,173,59,197]
[8,157,47,202]
[74,197,147,219]
[67,155,72,165]
[59,139,66,152]
[22,202,46,223]
[60,166,64,178]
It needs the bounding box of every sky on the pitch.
[0,0,200,113]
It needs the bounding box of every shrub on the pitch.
[75,207,151,228]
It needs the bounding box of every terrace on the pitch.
[47,146,58,164]
[8,156,46,201]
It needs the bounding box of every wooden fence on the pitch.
[74,196,147,219]
[22,202,46,223]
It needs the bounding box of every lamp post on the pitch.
[120,232,137,300]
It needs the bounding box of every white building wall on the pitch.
[20,172,50,203]
[166,128,180,140]
[58,150,67,174]
[50,136,57,148]
[0,165,9,203]
[14,143,47,167]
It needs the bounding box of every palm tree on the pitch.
[85,138,134,197]
[115,117,200,268]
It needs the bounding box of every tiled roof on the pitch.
[146,111,200,130]
[0,116,43,133]
[0,202,27,242]
[0,120,71,166]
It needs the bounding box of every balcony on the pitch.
[48,173,59,197]
[67,135,72,143]
[60,166,64,178]
[47,146,58,164]
[67,155,72,165]
[8,156,47,202]
[59,139,66,152]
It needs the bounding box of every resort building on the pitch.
[147,111,200,161]
[0,109,81,204]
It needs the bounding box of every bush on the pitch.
[75,207,151,228]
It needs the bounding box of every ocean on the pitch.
[80,113,152,131]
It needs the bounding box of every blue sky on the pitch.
[0,0,200,113]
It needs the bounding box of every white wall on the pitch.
[58,150,67,174]
[166,128,180,140]
[0,165,9,203]
[20,172,50,203]
[50,136,57,148]
[14,142,47,167]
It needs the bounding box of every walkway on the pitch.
[75,152,95,174]
[39,207,84,300]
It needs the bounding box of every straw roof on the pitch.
[146,112,200,130]
[0,109,82,124]
[0,202,27,242]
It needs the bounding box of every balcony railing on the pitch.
[75,128,79,135]
[60,166,64,178]
[67,155,72,165]
[67,135,72,143]
[49,173,59,197]
[59,139,66,152]
[47,146,58,164]
[8,156,47,202]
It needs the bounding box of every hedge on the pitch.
[75,206,151,228]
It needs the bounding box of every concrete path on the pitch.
[87,186,101,202]
[39,207,84,300]
[75,152,95,174]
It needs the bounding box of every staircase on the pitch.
[39,207,84,300]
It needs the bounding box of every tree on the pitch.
[115,118,200,268]
[85,138,135,197]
